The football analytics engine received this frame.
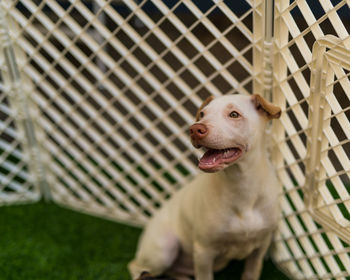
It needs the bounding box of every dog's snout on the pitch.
[190,123,208,139]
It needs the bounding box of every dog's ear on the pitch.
[196,96,214,121]
[251,94,281,119]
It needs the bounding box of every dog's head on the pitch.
[189,94,281,172]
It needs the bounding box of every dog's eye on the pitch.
[199,111,204,119]
[229,111,240,118]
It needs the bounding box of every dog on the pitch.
[128,94,281,280]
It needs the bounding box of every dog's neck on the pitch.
[224,131,269,179]
[219,132,271,211]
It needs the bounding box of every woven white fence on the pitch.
[0,6,41,204]
[270,1,350,279]
[0,0,349,279]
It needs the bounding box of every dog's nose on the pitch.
[189,123,208,140]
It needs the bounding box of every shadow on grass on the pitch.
[0,202,289,280]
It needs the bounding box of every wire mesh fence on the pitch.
[0,0,349,279]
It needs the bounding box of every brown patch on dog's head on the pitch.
[251,94,281,119]
[196,96,214,121]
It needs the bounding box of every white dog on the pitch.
[128,94,281,280]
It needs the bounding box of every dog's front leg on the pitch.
[193,242,215,280]
[241,234,272,280]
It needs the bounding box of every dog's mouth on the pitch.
[198,147,243,172]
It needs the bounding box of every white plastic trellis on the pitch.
[306,36,350,244]
[271,1,350,279]
[1,0,263,226]
[0,6,42,204]
[0,0,349,279]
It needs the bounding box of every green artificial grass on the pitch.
[0,202,289,280]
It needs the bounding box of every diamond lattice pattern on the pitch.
[271,0,350,279]
[0,8,38,205]
[4,0,261,225]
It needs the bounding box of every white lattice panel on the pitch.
[2,0,265,226]
[2,0,350,279]
[306,36,350,243]
[0,7,40,204]
[271,1,350,279]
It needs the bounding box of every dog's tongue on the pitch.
[199,148,238,166]
[200,149,223,165]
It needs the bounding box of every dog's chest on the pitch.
[212,208,272,245]
[210,209,272,260]
[230,208,267,235]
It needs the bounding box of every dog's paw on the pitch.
[136,271,176,280]
[136,271,152,280]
